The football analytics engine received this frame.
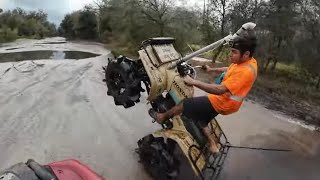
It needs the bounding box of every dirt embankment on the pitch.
[248,85,320,127]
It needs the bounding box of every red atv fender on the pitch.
[48,159,104,180]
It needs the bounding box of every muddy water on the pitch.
[0,50,100,63]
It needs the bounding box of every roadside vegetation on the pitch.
[0,8,57,43]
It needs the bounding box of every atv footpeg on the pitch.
[151,119,173,129]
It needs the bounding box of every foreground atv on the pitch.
[104,23,256,180]
[0,159,103,180]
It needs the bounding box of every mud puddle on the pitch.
[0,50,100,63]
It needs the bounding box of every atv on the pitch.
[103,23,257,180]
[0,159,103,180]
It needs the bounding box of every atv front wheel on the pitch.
[103,56,146,108]
[137,135,180,180]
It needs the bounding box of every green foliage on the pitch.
[59,14,76,38]
[0,8,56,42]
[59,7,98,40]
[75,7,98,39]
[92,0,203,53]
[0,27,18,43]
[57,0,319,89]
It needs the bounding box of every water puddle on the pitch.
[35,41,67,45]
[0,50,100,63]
[272,112,320,131]
[5,47,22,51]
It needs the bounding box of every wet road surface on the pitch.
[0,38,319,180]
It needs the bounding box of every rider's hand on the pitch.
[184,75,196,86]
[202,65,210,72]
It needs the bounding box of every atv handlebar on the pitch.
[168,22,256,69]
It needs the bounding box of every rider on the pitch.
[149,33,258,155]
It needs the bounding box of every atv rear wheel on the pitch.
[137,135,180,180]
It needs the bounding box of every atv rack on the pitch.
[188,118,230,180]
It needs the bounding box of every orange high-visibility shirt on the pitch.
[208,58,258,115]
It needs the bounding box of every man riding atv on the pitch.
[148,33,258,156]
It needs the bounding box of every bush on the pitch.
[0,27,18,43]
[0,8,56,42]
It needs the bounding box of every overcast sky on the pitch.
[0,0,202,25]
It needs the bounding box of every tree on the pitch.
[59,7,98,40]
[59,14,76,38]
[75,7,98,39]
[168,7,202,51]
[256,0,300,71]
[204,0,231,62]
[296,0,320,88]
[200,0,218,44]
[208,0,230,37]
[139,0,173,36]
[0,8,56,41]
[228,0,262,32]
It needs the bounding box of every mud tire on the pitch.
[104,57,143,108]
[137,135,180,180]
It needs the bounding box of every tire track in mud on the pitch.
[34,61,105,166]
[0,61,95,167]
[0,64,66,164]
[50,60,156,180]
[0,63,63,105]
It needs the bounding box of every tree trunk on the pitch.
[271,58,278,70]
[271,37,282,71]
[213,1,226,63]
[159,23,164,36]
[212,45,223,63]
[317,76,320,89]
[221,6,225,37]
[202,0,206,24]
[264,57,272,72]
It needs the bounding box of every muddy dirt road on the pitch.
[0,38,319,180]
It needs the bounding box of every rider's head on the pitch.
[229,32,257,64]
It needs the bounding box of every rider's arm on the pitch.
[207,67,228,74]
[192,80,229,95]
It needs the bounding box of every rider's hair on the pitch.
[232,31,257,57]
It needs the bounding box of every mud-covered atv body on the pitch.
[103,38,229,180]
[103,23,256,180]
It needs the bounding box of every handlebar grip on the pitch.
[27,159,57,180]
